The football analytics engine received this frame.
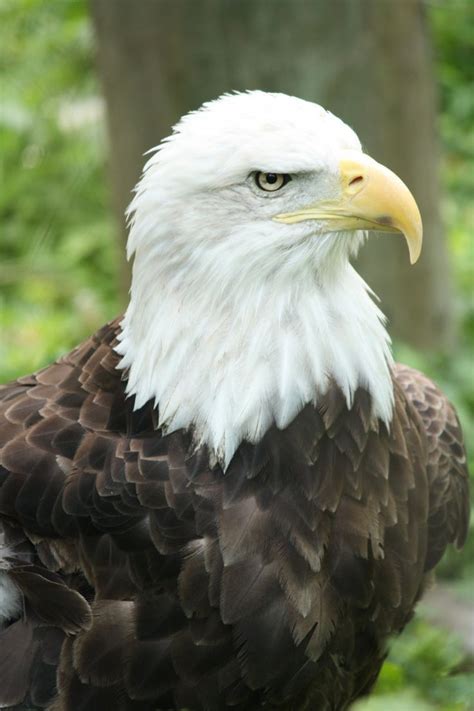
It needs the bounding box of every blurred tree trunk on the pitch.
[91,0,454,349]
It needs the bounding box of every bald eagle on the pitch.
[0,92,469,711]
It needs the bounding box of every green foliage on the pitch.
[0,2,472,710]
[430,0,474,201]
[354,619,474,711]
[0,0,118,381]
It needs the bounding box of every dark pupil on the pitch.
[266,173,278,184]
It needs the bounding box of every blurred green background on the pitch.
[0,1,473,709]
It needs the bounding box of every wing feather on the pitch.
[0,321,469,710]
[394,363,470,570]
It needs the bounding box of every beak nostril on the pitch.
[348,175,364,188]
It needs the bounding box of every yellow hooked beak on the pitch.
[274,150,423,264]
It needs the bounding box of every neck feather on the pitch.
[116,255,393,467]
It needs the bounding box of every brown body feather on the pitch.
[0,319,469,710]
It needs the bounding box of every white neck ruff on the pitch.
[115,259,394,467]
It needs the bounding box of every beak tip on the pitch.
[407,229,423,265]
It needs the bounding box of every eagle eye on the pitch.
[255,172,291,192]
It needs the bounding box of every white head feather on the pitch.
[116,91,393,466]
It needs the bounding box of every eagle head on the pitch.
[117,91,423,465]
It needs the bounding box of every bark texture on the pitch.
[91,0,453,348]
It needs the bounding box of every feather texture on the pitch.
[0,319,469,710]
